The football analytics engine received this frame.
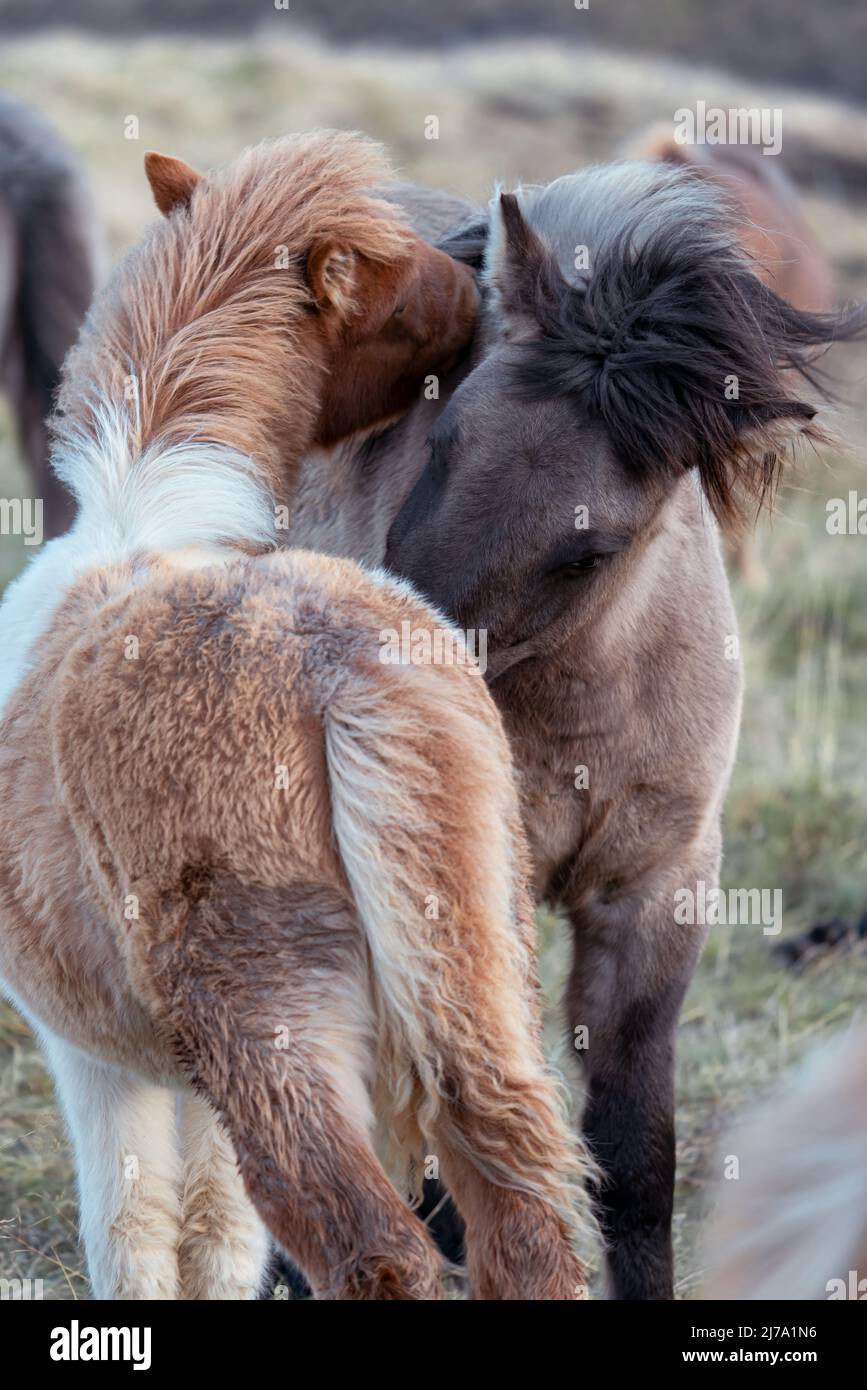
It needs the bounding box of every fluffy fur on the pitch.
[0,131,588,1300]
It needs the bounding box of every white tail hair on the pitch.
[53,396,275,557]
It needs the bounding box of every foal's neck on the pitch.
[52,222,328,557]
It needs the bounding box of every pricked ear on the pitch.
[487,191,561,322]
[144,151,202,216]
[498,192,543,265]
[307,243,358,316]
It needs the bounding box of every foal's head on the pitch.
[57,133,477,508]
[144,137,477,452]
[385,163,862,663]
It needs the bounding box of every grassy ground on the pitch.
[1,32,866,1299]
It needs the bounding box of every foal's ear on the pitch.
[488,192,559,321]
[307,243,357,316]
[144,151,202,216]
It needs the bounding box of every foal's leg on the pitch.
[176,1090,268,1300]
[41,1033,181,1299]
[142,886,443,1300]
[566,871,709,1300]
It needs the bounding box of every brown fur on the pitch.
[56,133,477,513]
[0,552,587,1299]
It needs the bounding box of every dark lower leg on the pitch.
[568,909,701,1300]
[582,1052,676,1299]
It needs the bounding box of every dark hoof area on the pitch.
[262,1246,312,1300]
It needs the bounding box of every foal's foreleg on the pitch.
[567,881,708,1300]
[42,1033,181,1299]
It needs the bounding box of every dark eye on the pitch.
[393,300,409,317]
[550,555,600,578]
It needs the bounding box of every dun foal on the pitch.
[0,133,588,1300]
[287,161,864,1298]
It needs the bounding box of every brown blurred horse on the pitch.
[0,96,99,539]
[625,124,833,312]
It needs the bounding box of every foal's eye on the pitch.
[393,300,409,317]
[552,555,600,578]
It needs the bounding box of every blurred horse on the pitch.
[0,96,99,539]
[624,124,834,312]
[704,1026,867,1299]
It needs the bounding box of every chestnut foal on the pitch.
[0,133,589,1299]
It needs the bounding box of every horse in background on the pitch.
[704,1026,867,1299]
[0,132,590,1301]
[624,124,834,312]
[0,95,100,539]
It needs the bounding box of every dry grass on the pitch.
[1,30,867,1299]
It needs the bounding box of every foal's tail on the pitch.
[325,646,596,1296]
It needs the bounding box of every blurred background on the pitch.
[0,0,865,1299]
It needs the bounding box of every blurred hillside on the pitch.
[1,0,867,106]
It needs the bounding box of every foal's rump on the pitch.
[0,545,589,1296]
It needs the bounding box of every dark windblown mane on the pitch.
[487,164,866,531]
